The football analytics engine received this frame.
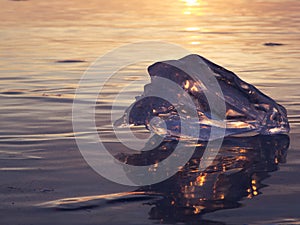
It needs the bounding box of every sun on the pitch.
[182,0,200,6]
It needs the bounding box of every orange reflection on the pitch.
[195,173,206,186]
[184,80,190,89]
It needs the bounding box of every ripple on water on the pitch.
[38,192,162,210]
[0,150,43,160]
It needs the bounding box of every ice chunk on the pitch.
[115,54,289,140]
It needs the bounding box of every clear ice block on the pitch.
[116,54,290,140]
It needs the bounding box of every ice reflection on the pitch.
[116,134,289,223]
[40,134,289,224]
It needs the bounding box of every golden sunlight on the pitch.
[185,27,200,31]
[181,0,203,16]
[182,0,200,6]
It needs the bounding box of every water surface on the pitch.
[0,0,300,224]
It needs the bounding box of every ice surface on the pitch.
[115,54,290,140]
